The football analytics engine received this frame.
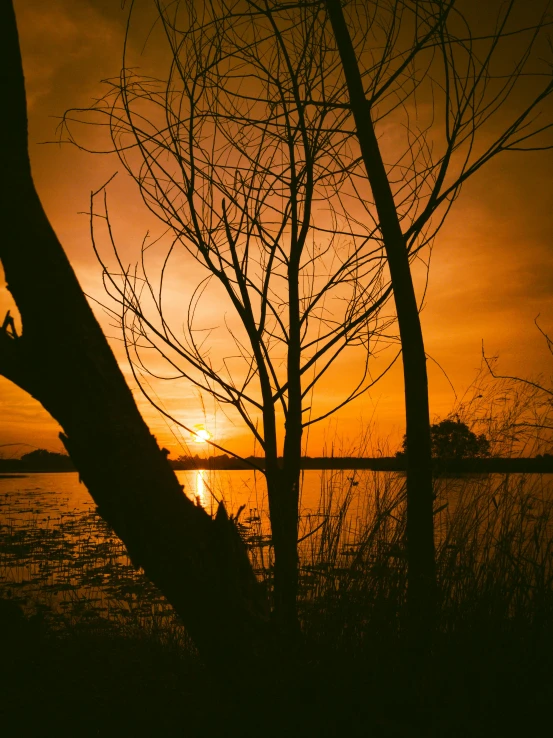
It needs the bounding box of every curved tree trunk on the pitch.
[0,0,272,676]
[325,0,436,645]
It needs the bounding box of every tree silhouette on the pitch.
[432,419,491,459]
[400,419,490,459]
[19,449,75,470]
[62,0,553,638]
[2,0,552,666]
[62,0,400,632]
[324,0,553,643]
[0,0,271,677]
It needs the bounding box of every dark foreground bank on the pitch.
[1,607,552,738]
[1,468,552,736]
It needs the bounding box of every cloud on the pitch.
[14,0,120,111]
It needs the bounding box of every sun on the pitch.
[191,426,212,444]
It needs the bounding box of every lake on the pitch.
[0,467,392,516]
[0,468,405,543]
[0,468,387,630]
[1,469,552,634]
[2,467,551,536]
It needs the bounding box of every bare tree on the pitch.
[63,0,401,632]
[60,0,552,640]
[324,0,553,642]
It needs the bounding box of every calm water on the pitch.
[1,469,552,631]
[2,468,553,536]
[0,468,386,630]
[0,468,394,537]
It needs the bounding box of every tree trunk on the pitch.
[268,250,303,638]
[0,0,272,676]
[265,465,301,638]
[325,0,436,644]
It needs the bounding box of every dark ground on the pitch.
[1,608,552,738]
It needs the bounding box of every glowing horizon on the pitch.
[1,1,552,460]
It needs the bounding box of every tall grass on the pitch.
[2,469,552,657]
[289,470,553,654]
[2,468,553,735]
[2,470,552,649]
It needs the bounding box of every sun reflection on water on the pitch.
[195,469,208,508]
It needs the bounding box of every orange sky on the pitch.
[1,1,552,459]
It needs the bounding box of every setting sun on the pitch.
[191,426,211,444]
[1,3,553,734]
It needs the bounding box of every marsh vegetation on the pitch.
[1,468,552,735]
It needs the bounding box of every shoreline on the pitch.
[2,456,553,474]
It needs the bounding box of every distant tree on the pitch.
[20,449,62,461]
[430,419,491,459]
[399,419,490,459]
[20,449,75,470]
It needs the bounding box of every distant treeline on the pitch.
[359,455,553,474]
[2,450,552,474]
[170,454,553,473]
[0,449,75,472]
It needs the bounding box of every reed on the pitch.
[1,470,552,644]
[1,467,552,735]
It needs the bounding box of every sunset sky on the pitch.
[1,0,552,460]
